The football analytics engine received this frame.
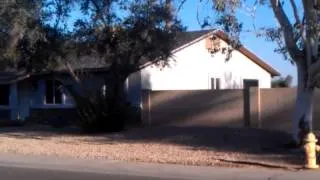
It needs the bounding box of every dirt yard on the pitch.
[0,125,305,170]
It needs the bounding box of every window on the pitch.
[216,78,221,90]
[0,84,9,105]
[243,79,259,89]
[211,78,221,90]
[45,80,63,104]
[210,78,215,90]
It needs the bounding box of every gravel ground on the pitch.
[0,125,305,169]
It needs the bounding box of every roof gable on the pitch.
[173,29,280,77]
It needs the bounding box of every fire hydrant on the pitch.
[304,132,320,169]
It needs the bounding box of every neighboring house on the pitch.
[0,29,279,122]
[0,69,108,122]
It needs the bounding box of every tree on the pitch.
[193,0,320,145]
[71,0,183,98]
[0,0,72,72]
[272,75,293,88]
[1,0,183,132]
[0,0,42,70]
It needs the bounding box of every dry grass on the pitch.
[0,125,304,169]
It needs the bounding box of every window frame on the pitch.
[210,77,221,90]
[44,79,66,105]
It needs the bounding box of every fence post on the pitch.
[147,90,151,126]
[258,87,261,128]
[243,87,250,127]
[249,87,260,128]
[141,90,152,126]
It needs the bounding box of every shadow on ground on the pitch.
[0,124,305,167]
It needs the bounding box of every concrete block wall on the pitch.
[141,88,320,132]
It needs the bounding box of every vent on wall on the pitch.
[205,35,221,54]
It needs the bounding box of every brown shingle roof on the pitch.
[174,29,213,50]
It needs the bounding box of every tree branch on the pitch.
[90,0,108,27]
[303,0,320,83]
[290,0,301,25]
[270,0,303,60]
[302,0,319,59]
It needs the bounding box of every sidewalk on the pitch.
[0,153,320,180]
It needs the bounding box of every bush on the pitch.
[0,120,25,127]
[48,116,70,128]
[65,84,140,134]
[75,93,135,133]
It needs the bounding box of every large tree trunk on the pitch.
[292,62,314,145]
[109,69,128,104]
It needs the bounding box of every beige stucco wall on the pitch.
[141,88,320,132]
[141,89,245,127]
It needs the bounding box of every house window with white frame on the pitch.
[45,80,64,104]
[210,77,221,90]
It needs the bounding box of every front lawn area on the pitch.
[0,125,304,170]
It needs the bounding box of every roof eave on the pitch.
[213,30,281,77]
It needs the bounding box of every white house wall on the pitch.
[141,37,272,90]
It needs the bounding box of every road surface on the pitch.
[0,153,320,180]
[0,166,185,180]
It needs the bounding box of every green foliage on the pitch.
[1,0,181,132]
[65,85,136,133]
[272,75,293,88]
[73,0,184,76]
[1,0,184,74]
[0,0,72,71]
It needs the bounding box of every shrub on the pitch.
[67,86,136,133]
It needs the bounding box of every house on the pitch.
[0,29,279,122]
[0,69,109,122]
[126,29,280,106]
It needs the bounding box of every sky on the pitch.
[66,1,298,85]
[177,1,298,85]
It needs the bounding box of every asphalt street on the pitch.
[0,153,320,180]
[0,166,186,180]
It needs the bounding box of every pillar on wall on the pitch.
[37,79,45,106]
[243,87,261,128]
[249,87,261,128]
[10,83,18,120]
[141,89,151,126]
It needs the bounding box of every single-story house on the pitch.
[0,29,279,122]
[126,29,280,105]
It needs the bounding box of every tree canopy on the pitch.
[1,0,184,75]
[0,0,184,132]
[197,0,320,144]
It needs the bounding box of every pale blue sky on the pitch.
[177,0,297,84]
[66,1,298,84]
